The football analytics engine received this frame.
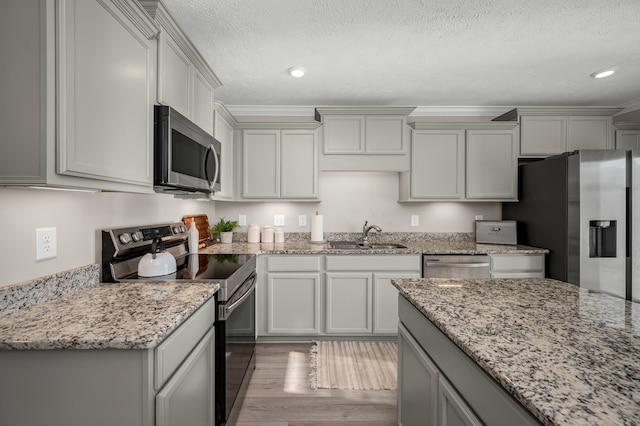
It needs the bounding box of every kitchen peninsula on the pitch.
[393,277,640,425]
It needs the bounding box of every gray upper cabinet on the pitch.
[514,108,621,156]
[141,0,222,136]
[0,0,158,193]
[614,123,640,150]
[399,123,518,202]
[316,107,416,171]
[212,102,236,200]
[240,125,320,200]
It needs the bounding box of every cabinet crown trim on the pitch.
[112,0,159,39]
[140,0,222,88]
[410,122,518,130]
[512,107,622,117]
[614,121,640,130]
[236,121,321,130]
[315,106,416,117]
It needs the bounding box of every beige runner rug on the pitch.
[309,341,397,390]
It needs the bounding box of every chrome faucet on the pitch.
[361,220,382,243]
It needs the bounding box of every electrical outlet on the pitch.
[411,215,419,227]
[238,214,247,226]
[475,215,484,221]
[274,215,285,226]
[298,215,307,227]
[36,227,57,261]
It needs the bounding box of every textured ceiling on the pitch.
[161,0,640,113]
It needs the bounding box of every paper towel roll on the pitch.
[311,213,324,242]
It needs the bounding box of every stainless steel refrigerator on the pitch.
[503,149,639,301]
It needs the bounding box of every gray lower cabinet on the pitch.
[266,272,322,335]
[398,296,541,426]
[489,253,545,278]
[156,328,215,426]
[0,298,215,426]
[325,272,373,333]
[258,254,421,338]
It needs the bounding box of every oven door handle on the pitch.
[219,274,256,321]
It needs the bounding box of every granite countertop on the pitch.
[199,240,548,255]
[0,281,218,350]
[392,277,640,426]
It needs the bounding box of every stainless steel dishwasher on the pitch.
[423,255,491,278]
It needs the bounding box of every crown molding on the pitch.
[410,122,518,130]
[410,106,512,117]
[140,0,222,88]
[315,106,417,116]
[509,106,623,116]
[225,105,317,117]
[213,101,237,127]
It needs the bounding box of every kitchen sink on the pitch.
[328,241,407,250]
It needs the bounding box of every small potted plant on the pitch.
[211,217,238,244]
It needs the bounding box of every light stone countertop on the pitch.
[0,281,218,350]
[199,240,548,255]
[392,277,640,426]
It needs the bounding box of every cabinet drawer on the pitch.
[491,271,545,279]
[267,256,321,272]
[155,297,215,390]
[490,254,544,272]
[325,255,421,271]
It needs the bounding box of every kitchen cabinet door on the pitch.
[325,272,372,334]
[323,115,365,153]
[243,130,280,198]
[156,328,215,426]
[281,130,319,199]
[398,324,439,426]
[408,130,464,200]
[57,0,156,187]
[213,105,235,200]
[616,129,640,150]
[466,130,517,200]
[439,375,483,426]
[266,273,321,335]
[192,69,214,135]
[567,117,611,151]
[520,116,566,156]
[158,32,192,118]
[373,273,420,334]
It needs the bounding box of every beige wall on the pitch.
[1,172,502,287]
[614,108,640,123]
[0,188,217,287]
[215,172,501,233]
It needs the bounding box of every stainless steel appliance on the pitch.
[503,150,638,301]
[154,105,222,195]
[101,223,256,426]
[475,220,517,245]
[423,255,491,278]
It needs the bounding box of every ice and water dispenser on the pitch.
[589,220,616,258]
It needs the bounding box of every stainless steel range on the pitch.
[101,222,256,426]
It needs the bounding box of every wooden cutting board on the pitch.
[182,214,212,244]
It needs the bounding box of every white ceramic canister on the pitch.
[247,223,261,243]
[261,225,274,243]
[274,227,284,243]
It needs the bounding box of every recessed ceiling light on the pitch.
[288,66,306,78]
[590,69,615,79]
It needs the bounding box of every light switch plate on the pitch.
[475,215,484,221]
[238,215,247,226]
[298,215,307,227]
[36,227,57,261]
[274,215,285,226]
[411,215,419,227]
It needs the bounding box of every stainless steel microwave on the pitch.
[154,105,221,195]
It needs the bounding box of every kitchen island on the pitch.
[393,277,640,426]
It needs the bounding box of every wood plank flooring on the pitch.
[234,343,397,426]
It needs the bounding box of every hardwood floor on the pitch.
[234,343,398,426]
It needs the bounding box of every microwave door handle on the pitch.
[203,143,220,191]
[204,143,220,192]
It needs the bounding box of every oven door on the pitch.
[216,271,256,425]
